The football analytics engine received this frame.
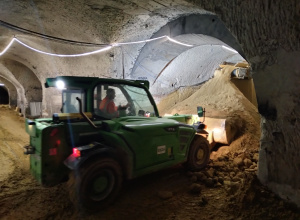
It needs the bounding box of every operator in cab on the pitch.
[99,88,129,118]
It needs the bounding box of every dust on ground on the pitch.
[1,67,300,220]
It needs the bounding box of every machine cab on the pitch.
[45,76,158,119]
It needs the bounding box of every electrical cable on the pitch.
[14,38,113,57]
[0,20,110,47]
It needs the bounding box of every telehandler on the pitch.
[24,76,210,211]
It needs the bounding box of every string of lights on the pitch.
[14,38,113,57]
[0,35,193,58]
[0,20,238,58]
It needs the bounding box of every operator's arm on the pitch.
[118,103,130,110]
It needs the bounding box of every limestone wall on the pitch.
[187,0,300,206]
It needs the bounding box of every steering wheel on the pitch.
[127,103,136,116]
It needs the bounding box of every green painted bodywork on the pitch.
[26,76,199,186]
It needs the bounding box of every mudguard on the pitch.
[64,142,131,178]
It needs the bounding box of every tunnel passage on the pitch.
[130,14,246,99]
[122,13,259,151]
[0,85,9,104]
[1,59,42,116]
[0,77,17,106]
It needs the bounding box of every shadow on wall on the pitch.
[258,101,277,121]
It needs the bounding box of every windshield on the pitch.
[93,83,157,119]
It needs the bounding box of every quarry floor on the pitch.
[0,107,300,220]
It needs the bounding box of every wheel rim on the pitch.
[93,176,109,194]
[88,170,115,201]
[196,147,205,165]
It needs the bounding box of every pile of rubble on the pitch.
[185,145,300,219]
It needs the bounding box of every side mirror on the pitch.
[197,106,206,123]
[197,106,204,117]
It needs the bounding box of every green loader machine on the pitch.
[24,76,210,211]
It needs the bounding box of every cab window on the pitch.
[62,90,85,113]
[93,83,156,119]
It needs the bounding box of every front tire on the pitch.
[68,158,122,212]
[187,135,210,171]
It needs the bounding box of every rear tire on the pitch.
[187,135,210,171]
[68,158,122,212]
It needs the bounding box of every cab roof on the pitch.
[45,76,150,90]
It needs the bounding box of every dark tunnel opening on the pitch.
[0,86,9,104]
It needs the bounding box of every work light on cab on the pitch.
[56,80,65,90]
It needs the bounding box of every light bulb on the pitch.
[56,80,65,89]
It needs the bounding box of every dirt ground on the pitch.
[0,109,299,220]
[1,67,300,219]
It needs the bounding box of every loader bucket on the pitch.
[164,114,237,146]
[204,117,237,145]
